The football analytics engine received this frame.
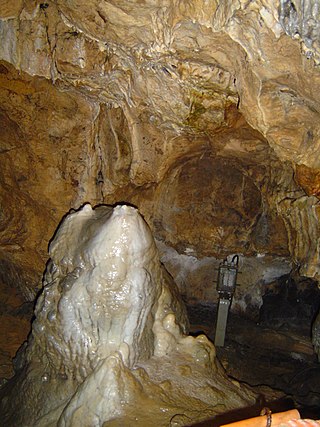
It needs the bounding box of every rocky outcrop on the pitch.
[0,204,255,426]
[0,0,319,361]
[0,61,100,300]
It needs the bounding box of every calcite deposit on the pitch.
[0,204,255,426]
[0,0,320,374]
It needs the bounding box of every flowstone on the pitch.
[0,204,255,426]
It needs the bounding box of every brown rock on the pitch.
[0,61,100,297]
[0,0,320,370]
[295,164,320,198]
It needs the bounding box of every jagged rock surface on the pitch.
[0,204,255,426]
[0,0,320,365]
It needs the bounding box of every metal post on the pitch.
[214,298,231,347]
[214,255,239,347]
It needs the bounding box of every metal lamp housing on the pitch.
[216,256,239,298]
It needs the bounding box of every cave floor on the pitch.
[186,303,320,420]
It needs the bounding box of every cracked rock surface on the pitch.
[0,0,320,373]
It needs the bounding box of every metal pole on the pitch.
[214,297,231,347]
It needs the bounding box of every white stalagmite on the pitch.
[0,204,255,426]
[32,203,183,374]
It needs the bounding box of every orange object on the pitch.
[283,421,320,426]
[220,409,300,427]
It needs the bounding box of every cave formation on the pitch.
[0,0,320,425]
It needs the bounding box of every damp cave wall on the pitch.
[0,0,320,331]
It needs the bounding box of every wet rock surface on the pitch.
[0,204,255,426]
[0,0,320,306]
[0,1,319,422]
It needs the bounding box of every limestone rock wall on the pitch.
[0,0,320,311]
[279,0,320,62]
[0,61,101,299]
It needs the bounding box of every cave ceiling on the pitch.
[0,0,320,301]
